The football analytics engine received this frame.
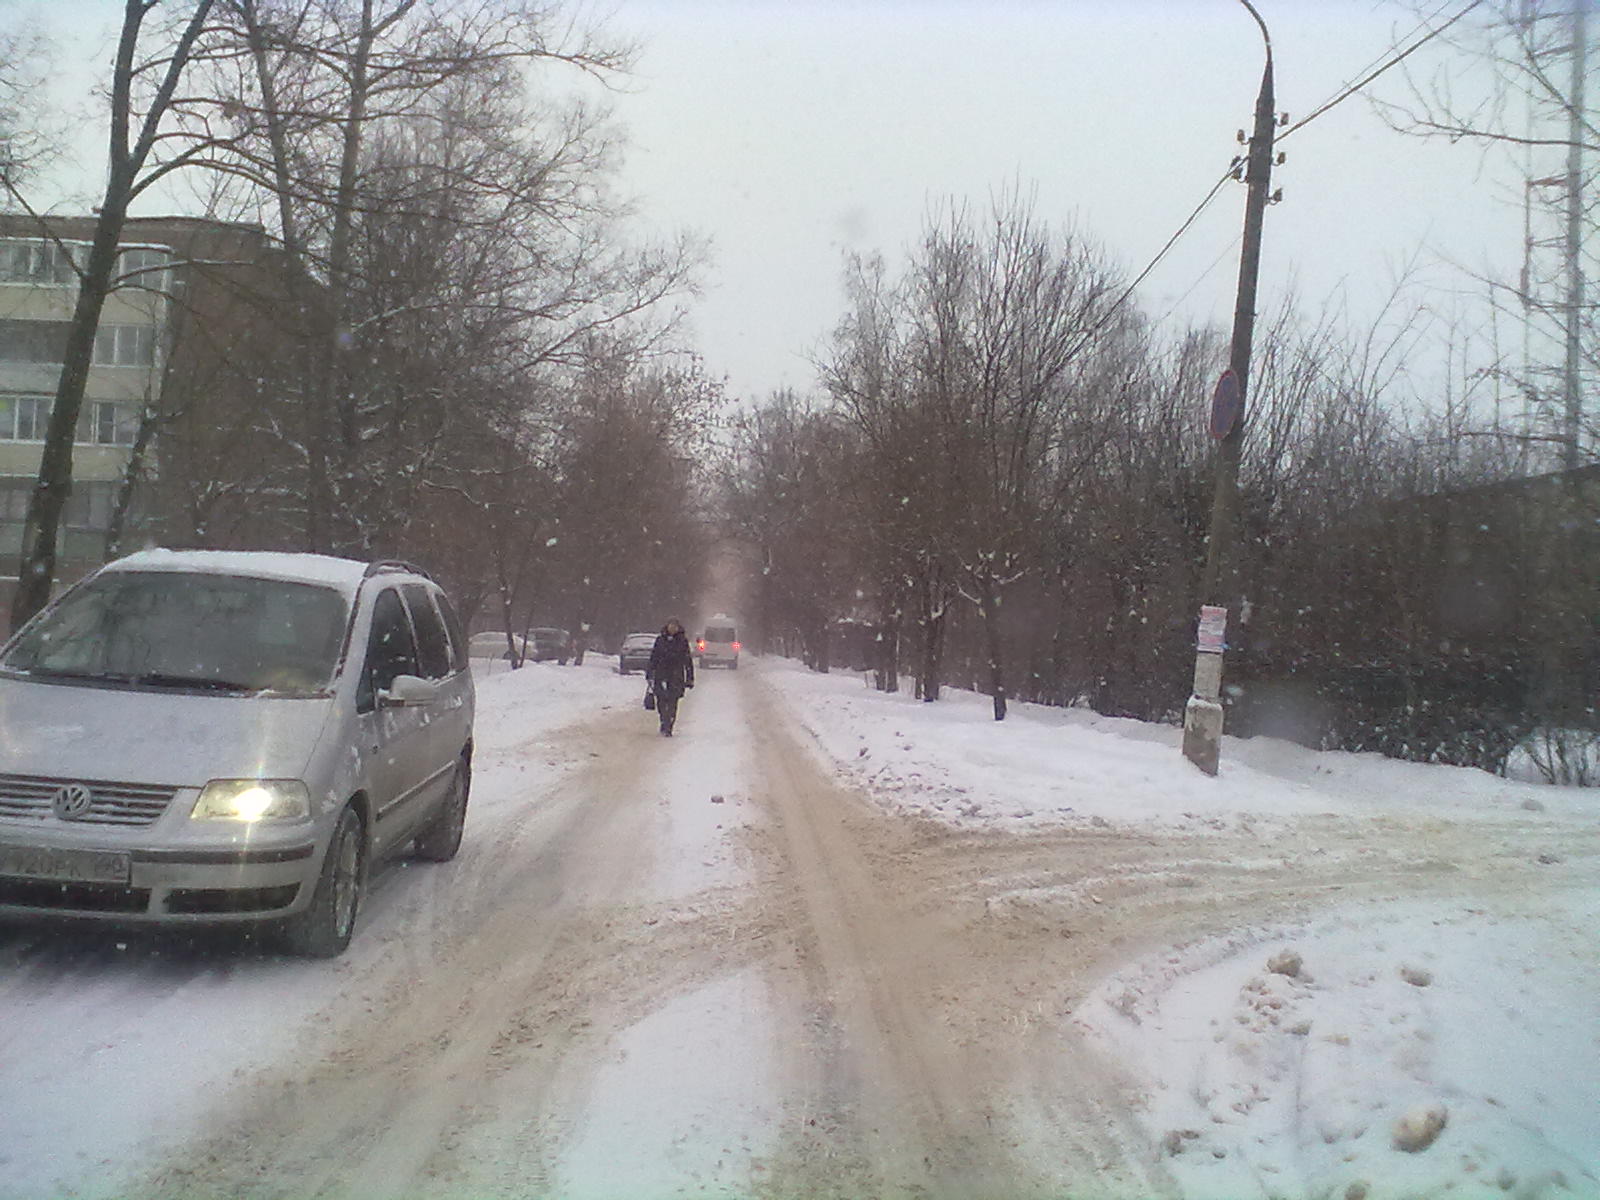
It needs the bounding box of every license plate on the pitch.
[0,843,131,885]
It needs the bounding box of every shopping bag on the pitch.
[644,688,656,711]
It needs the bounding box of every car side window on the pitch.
[432,590,469,674]
[402,584,453,680]
[358,588,420,710]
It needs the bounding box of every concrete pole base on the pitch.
[1183,695,1224,776]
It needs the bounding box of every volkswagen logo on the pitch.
[51,784,95,821]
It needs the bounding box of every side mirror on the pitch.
[378,673,435,708]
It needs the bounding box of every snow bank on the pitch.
[764,657,1598,831]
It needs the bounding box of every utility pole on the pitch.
[1182,0,1277,776]
[1563,0,1588,471]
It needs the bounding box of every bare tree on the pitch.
[182,0,699,555]
[544,349,720,656]
[9,0,218,631]
[822,196,1121,717]
[0,22,54,190]
[1377,0,1598,471]
[721,391,861,672]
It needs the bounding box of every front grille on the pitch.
[166,884,300,915]
[0,877,152,913]
[0,774,179,827]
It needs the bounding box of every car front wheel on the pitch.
[281,804,365,958]
[414,758,469,862]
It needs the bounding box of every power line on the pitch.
[1116,171,1237,315]
[1280,0,1487,142]
[1067,168,1237,354]
[1082,0,1487,346]
[1154,233,1246,329]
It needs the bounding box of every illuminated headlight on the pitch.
[192,780,311,822]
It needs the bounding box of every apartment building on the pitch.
[0,214,284,618]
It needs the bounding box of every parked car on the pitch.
[525,627,572,664]
[697,617,740,669]
[468,630,523,660]
[0,550,475,957]
[618,632,655,674]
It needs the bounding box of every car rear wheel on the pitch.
[280,804,364,958]
[414,758,469,862]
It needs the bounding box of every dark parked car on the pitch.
[526,627,572,664]
[618,632,655,674]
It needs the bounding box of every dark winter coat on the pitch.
[647,628,696,699]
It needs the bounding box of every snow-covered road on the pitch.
[1,656,1596,1199]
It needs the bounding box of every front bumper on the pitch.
[0,837,319,922]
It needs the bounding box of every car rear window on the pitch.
[705,626,736,642]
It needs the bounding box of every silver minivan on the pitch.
[0,550,475,956]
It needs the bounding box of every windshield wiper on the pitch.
[10,666,128,683]
[128,673,254,693]
[7,666,260,693]
[6,668,104,684]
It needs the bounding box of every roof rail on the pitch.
[363,559,433,581]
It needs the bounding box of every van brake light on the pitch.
[732,641,741,651]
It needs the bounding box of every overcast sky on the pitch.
[17,0,1525,405]
[601,0,1522,402]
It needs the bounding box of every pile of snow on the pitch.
[469,653,630,730]
[1077,900,1600,1199]
[767,657,1586,831]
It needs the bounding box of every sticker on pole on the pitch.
[1209,369,1242,439]
[1197,605,1227,654]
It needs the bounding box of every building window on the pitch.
[0,480,32,522]
[93,324,156,367]
[0,396,137,445]
[0,395,48,440]
[0,319,72,363]
[0,320,157,367]
[0,238,81,286]
[116,246,172,294]
[75,400,138,446]
[63,480,116,531]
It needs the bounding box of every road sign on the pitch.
[1209,369,1242,439]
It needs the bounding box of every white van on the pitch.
[696,616,740,669]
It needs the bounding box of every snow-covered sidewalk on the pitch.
[769,656,1584,831]
[762,654,1600,1199]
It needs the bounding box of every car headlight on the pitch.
[192,780,311,822]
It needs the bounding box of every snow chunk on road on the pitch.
[1077,897,1600,1199]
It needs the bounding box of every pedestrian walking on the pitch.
[645,617,695,736]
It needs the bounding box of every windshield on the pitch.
[705,627,735,643]
[2,571,349,695]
